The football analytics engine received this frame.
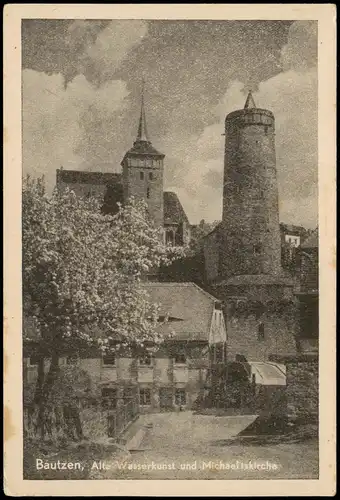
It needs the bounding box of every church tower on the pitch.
[121,84,165,229]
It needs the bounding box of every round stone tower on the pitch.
[219,91,282,279]
[212,92,298,362]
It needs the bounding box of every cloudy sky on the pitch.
[22,19,317,228]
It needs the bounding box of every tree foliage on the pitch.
[23,175,184,439]
[23,175,183,354]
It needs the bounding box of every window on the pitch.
[260,190,264,199]
[146,187,150,199]
[174,352,186,365]
[175,389,186,406]
[149,172,153,180]
[101,388,117,410]
[103,353,116,366]
[124,387,136,401]
[139,388,151,406]
[28,355,39,366]
[140,171,144,180]
[139,353,152,366]
[258,323,265,341]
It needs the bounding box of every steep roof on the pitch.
[301,228,318,249]
[136,82,149,142]
[123,82,164,158]
[57,169,121,186]
[143,282,220,341]
[124,140,164,158]
[163,191,189,225]
[248,362,286,386]
[244,91,256,109]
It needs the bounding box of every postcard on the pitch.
[3,3,336,496]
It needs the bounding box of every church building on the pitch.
[56,88,190,246]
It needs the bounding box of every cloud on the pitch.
[23,69,129,190]
[280,21,317,71]
[164,21,318,228]
[22,20,149,87]
[85,21,148,83]
[22,20,318,229]
[22,20,149,189]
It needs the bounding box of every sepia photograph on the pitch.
[4,4,336,497]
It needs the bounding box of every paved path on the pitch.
[92,412,318,480]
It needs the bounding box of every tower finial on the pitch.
[244,90,256,109]
[136,78,149,142]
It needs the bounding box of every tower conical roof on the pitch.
[121,82,164,163]
[136,81,149,142]
[244,91,256,109]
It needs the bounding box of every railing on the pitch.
[107,398,139,439]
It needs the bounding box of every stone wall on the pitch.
[269,354,318,423]
[212,281,299,362]
[224,309,297,362]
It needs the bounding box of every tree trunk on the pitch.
[33,353,84,442]
[37,352,60,440]
[33,356,45,405]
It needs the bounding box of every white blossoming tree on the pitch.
[23,175,184,439]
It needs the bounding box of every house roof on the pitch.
[57,169,121,185]
[143,282,220,341]
[301,228,318,249]
[163,191,189,225]
[248,362,286,386]
[280,223,306,234]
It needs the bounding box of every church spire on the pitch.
[136,79,149,142]
[244,90,256,109]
